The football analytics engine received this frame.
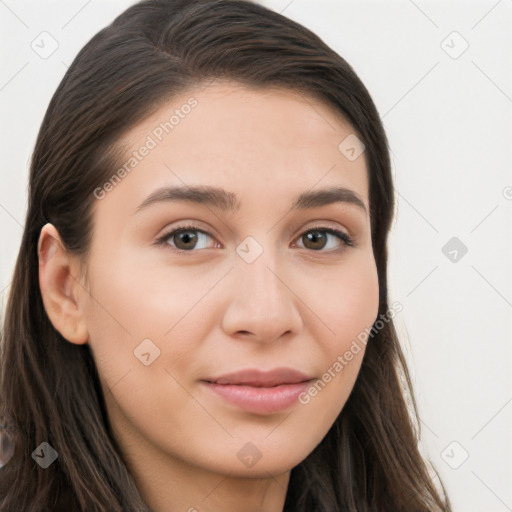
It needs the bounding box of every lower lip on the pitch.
[202,381,313,414]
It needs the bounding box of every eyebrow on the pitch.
[134,185,367,215]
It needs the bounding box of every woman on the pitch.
[0,0,452,510]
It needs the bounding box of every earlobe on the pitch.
[37,223,89,345]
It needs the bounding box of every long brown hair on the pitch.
[0,1,452,510]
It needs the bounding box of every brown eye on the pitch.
[156,224,354,255]
[302,231,328,250]
[156,226,216,252]
[296,227,354,252]
[173,230,199,250]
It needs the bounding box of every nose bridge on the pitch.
[240,241,280,298]
[237,233,285,307]
[221,233,302,341]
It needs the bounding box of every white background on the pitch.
[1,1,511,510]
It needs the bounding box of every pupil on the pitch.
[177,231,197,249]
[306,231,326,249]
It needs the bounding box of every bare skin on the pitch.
[38,81,379,512]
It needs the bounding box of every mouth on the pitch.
[203,367,314,387]
[201,367,315,414]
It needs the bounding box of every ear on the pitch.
[37,223,89,345]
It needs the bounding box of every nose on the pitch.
[220,244,303,344]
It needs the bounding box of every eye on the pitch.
[155,224,354,254]
[155,224,217,253]
[294,226,354,252]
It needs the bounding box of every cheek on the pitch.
[302,254,379,409]
[81,249,218,393]
[337,256,379,340]
[84,243,195,338]
[305,251,380,352]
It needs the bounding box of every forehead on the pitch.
[98,81,369,218]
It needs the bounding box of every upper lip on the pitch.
[203,367,314,387]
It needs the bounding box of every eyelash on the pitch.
[155,223,355,255]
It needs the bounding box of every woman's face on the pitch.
[78,82,379,479]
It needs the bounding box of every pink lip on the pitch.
[205,367,314,387]
[201,367,315,414]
